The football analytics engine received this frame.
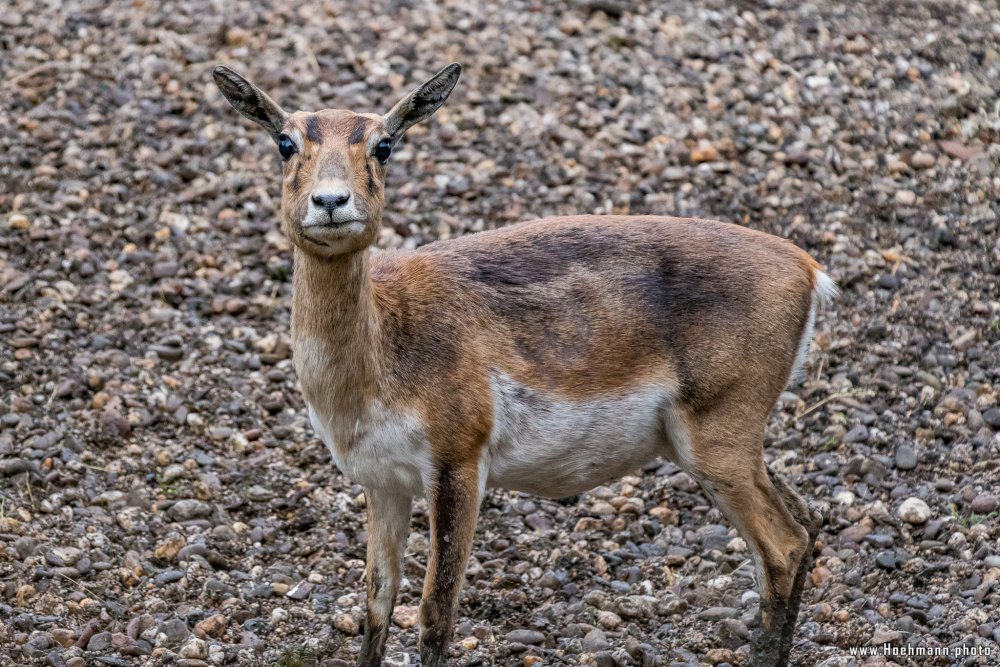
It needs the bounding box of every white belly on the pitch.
[485,374,670,498]
[306,377,675,499]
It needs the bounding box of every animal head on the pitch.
[213,63,461,257]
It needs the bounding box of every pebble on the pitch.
[596,610,621,630]
[87,632,113,652]
[168,500,212,521]
[286,580,314,600]
[193,614,227,639]
[582,628,609,651]
[154,570,185,585]
[970,494,999,514]
[894,445,918,470]
[910,152,935,169]
[334,614,358,635]
[392,605,419,629]
[157,619,190,647]
[154,535,186,560]
[46,547,82,567]
[179,637,208,659]
[505,630,545,645]
[898,498,932,524]
[698,607,740,621]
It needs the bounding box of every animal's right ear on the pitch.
[213,65,288,143]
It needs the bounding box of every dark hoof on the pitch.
[748,627,787,667]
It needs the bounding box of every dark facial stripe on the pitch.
[365,161,377,197]
[347,116,369,145]
[305,116,323,142]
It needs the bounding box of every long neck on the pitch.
[291,249,381,414]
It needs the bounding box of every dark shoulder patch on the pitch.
[305,116,323,143]
[347,116,369,145]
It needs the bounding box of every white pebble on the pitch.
[897,497,931,524]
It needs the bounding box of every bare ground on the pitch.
[2,1,999,666]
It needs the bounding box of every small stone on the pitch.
[982,409,1000,429]
[615,595,655,619]
[898,498,931,524]
[459,636,479,650]
[179,637,208,659]
[154,535,186,560]
[894,189,916,206]
[876,550,898,569]
[938,140,982,161]
[153,570,185,585]
[698,607,740,621]
[844,425,869,443]
[157,619,190,647]
[177,544,208,561]
[894,445,918,470]
[870,627,902,645]
[596,610,621,630]
[168,499,212,521]
[46,546,82,567]
[690,144,720,163]
[392,605,418,629]
[505,629,545,645]
[877,273,899,290]
[162,464,186,482]
[52,628,75,648]
[582,628,609,651]
[970,494,1000,514]
[246,485,274,501]
[87,631,113,652]
[706,648,736,665]
[193,614,227,639]
[909,152,935,169]
[334,613,358,635]
[286,580,314,600]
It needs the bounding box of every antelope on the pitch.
[213,62,836,667]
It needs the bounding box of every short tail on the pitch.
[789,267,837,383]
[812,269,839,309]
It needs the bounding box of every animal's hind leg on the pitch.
[672,407,813,667]
[767,466,823,665]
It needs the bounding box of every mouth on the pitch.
[303,215,363,230]
[300,218,364,247]
[316,218,361,228]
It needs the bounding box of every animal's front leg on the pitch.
[419,462,482,667]
[358,488,412,667]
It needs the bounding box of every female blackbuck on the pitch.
[214,62,835,667]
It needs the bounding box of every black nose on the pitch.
[312,192,350,209]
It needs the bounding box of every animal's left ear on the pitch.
[382,63,461,146]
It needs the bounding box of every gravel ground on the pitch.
[2,0,1000,666]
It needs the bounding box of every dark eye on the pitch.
[373,138,392,164]
[278,134,296,161]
